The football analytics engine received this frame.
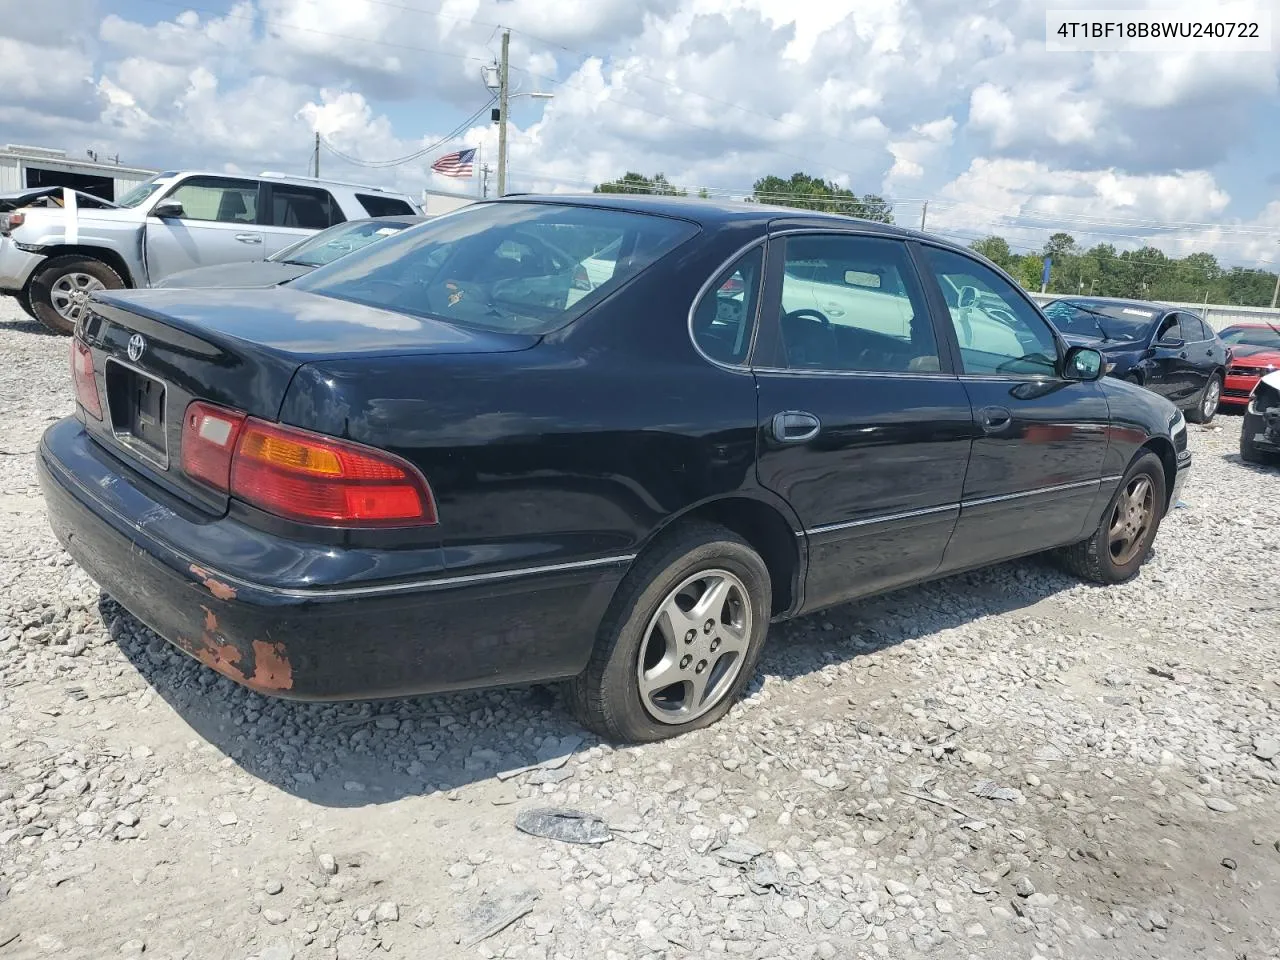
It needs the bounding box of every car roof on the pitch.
[490,192,929,236]
[1052,295,1176,313]
[152,170,418,200]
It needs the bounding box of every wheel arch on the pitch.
[633,492,806,619]
[28,246,135,289]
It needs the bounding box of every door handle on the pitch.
[979,405,1012,434]
[771,411,821,443]
[235,233,263,244]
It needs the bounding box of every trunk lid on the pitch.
[79,286,536,514]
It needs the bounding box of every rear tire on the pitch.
[1186,372,1222,424]
[15,286,35,319]
[1240,413,1279,465]
[1058,452,1167,585]
[569,522,771,743]
[29,256,124,336]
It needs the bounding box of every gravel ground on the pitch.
[1,298,1279,960]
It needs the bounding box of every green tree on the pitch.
[593,172,686,196]
[969,236,1013,270]
[751,172,894,223]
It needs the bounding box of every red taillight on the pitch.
[70,340,102,419]
[182,402,247,491]
[181,403,437,527]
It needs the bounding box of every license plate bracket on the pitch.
[105,359,168,467]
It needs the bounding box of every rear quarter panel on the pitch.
[278,220,778,578]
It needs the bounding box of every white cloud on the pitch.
[0,0,1275,266]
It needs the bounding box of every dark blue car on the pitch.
[38,196,1190,742]
[1043,297,1229,424]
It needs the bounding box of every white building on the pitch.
[0,144,156,203]
[421,187,475,216]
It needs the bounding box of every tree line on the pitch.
[968,232,1278,307]
[592,172,1276,307]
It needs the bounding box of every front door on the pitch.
[914,244,1111,572]
[144,176,265,283]
[752,232,975,613]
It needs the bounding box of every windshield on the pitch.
[270,219,419,267]
[116,175,170,209]
[1219,325,1280,350]
[1042,300,1154,342]
[293,202,699,334]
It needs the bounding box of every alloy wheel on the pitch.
[636,568,752,724]
[1203,378,1221,419]
[1107,475,1154,565]
[50,273,105,324]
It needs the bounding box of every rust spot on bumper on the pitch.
[176,606,294,694]
[189,564,237,601]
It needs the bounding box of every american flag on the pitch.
[431,148,476,178]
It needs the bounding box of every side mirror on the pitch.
[152,199,185,219]
[1157,336,1185,349]
[956,285,979,310]
[1063,346,1105,382]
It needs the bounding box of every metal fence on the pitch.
[1027,292,1280,332]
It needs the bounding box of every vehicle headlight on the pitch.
[1170,409,1186,437]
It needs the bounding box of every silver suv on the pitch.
[0,171,421,334]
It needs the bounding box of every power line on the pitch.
[318,99,494,168]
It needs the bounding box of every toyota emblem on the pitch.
[127,333,146,363]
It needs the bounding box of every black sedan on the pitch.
[155,215,429,289]
[1042,297,1229,424]
[39,196,1190,742]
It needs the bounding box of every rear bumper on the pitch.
[0,236,44,291]
[38,417,627,701]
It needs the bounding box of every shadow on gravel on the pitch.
[101,554,1081,808]
[0,316,56,336]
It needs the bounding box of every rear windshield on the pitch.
[292,201,699,334]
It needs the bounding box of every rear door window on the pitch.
[357,193,417,217]
[294,202,699,334]
[267,184,344,229]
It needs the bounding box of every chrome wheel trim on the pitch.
[636,568,752,725]
[1107,475,1154,566]
[1203,377,1221,418]
[49,272,105,323]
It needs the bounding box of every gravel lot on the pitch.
[1,298,1279,960]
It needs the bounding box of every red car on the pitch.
[1220,323,1280,409]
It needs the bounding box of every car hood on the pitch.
[155,261,313,289]
[1228,344,1280,366]
[1058,333,1142,353]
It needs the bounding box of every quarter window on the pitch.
[268,184,344,229]
[692,246,763,366]
[774,235,939,373]
[161,177,259,224]
[921,246,1058,377]
[357,193,416,217]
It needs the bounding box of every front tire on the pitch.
[29,256,124,335]
[1058,452,1167,585]
[15,286,35,319]
[1186,372,1222,424]
[569,522,772,743]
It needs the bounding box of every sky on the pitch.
[2,0,1278,267]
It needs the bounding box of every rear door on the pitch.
[1180,314,1218,395]
[260,182,345,258]
[144,176,266,282]
[914,244,1111,571]
[752,231,974,613]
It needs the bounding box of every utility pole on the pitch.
[481,164,492,198]
[313,133,320,179]
[1272,270,1279,309]
[919,200,928,231]
[496,29,511,197]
